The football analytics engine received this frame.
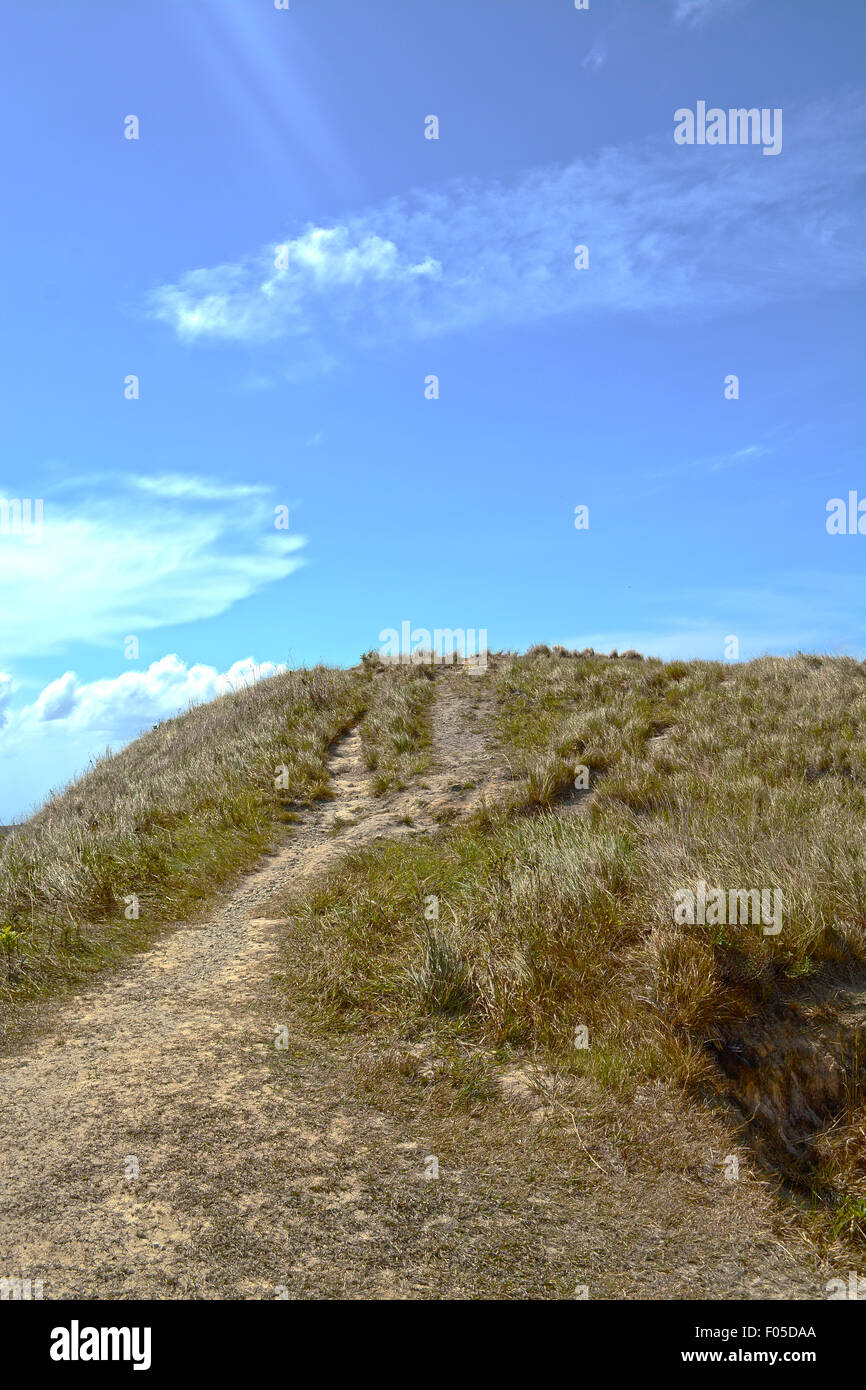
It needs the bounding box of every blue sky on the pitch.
[0,0,864,820]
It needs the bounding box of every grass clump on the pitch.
[406,924,475,1016]
[359,664,434,794]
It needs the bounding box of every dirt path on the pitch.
[0,674,835,1300]
[0,673,505,1299]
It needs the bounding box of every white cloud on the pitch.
[0,655,287,822]
[0,474,304,661]
[152,226,441,344]
[31,671,79,722]
[149,95,864,365]
[25,654,285,733]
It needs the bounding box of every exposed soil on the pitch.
[0,672,840,1299]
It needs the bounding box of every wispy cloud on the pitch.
[672,0,746,27]
[129,474,271,501]
[582,42,607,72]
[0,474,304,661]
[149,95,864,369]
[705,444,771,472]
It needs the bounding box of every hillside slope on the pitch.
[0,652,863,1298]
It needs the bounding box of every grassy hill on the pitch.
[1,648,864,1280]
[264,650,866,1252]
[0,660,435,1013]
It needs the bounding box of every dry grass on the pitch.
[3,646,862,1269]
[273,650,866,1249]
[358,658,435,794]
[499,651,866,988]
[0,665,365,1019]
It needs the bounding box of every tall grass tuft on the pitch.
[359,663,435,793]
